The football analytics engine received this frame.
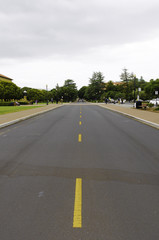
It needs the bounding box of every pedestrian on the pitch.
[105,98,108,104]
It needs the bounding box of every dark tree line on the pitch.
[78,70,159,102]
[0,79,78,103]
[0,70,159,103]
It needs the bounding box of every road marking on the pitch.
[80,112,82,114]
[80,115,82,118]
[79,121,82,125]
[78,134,82,142]
[73,178,82,228]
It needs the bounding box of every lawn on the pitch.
[0,105,42,115]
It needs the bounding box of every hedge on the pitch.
[0,102,12,106]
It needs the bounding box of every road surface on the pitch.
[0,104,159,240]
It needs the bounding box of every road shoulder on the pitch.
[97,103,159,129]
[0,104,63,129]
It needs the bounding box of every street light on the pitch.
[46,84,48,105]
[23,90,27,101]
[133,75,136,104]
[155,91,158,106]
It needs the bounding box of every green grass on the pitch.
[0,105,42,115]
[154,106,159,111]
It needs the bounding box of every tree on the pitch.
[144,79,159,99]
[27,89,43,102]
[0,81,22,101]
[64,79,76,88]
[50,88,57,102]
[87,72,105,101]
[78,86,88,99]
[120,68,131,100]
[106,81,116,92]
[63,79,78,102]
[120,68,131,82]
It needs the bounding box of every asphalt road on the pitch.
[0,104,159,240]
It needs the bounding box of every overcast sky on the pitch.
[0,0,159,89]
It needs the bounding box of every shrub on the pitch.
[154,106,159,111]
[0,102,12,106]
[18,102,29,105]
[148,103,154,108]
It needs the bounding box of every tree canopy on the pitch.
[1,69,158,103]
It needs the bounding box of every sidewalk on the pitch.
[0,104,63,128]
[98,103,159,129]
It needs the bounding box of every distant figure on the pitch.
[51,98,53,104]
[105,98,108,104]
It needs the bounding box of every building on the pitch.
[113,81,123,86]
[0,74,13,82]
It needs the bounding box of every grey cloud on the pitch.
[0,0,159,59]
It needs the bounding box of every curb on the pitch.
[98,104,159,130]
[0,105,63,129]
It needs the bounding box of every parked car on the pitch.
[149,98,159,105]
[10,102,20,106]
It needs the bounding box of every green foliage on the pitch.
[144,79,159,99]
[50,79,78,102]
[114,92,125,99]
[26,89,49,102]
[0,81,23,101]
[120,68,131,82]
[154,106,159,111]
[0,102,12,106]
[18,102,30,105]
[1,69,158,104]
[85,72,105,101]
[138,91,147,101]
[106,81,115,92]
[78,86,87,99]
[148,103,154,108]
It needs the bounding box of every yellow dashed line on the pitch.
[73,178,82,228]
[78,134,82,142]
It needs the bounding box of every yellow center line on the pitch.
[80,115,82,118]
[79,121,82,125]
[73,178,82,228]
[78,134,82,142]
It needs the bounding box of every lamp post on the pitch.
[23,90,27,101]
[133,75,136,105]
[155,91,158,106]
[138,88,141,100]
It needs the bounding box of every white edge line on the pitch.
[98,104,159,130]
